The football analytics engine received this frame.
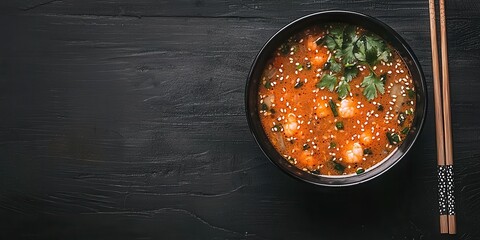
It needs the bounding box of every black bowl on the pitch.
[245,11,427,187]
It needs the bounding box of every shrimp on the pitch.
[344,142,363,163]
[284,113,298,137]
[315,101,330,118]
[306,35,318,51]
[338,99,356,118]
[310,47,329,67]
[298,151,316,170]
[360,131,372,145]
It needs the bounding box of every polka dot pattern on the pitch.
[446,165,455,215]
[438,166,447,215]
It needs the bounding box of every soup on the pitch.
[258,23,416,175]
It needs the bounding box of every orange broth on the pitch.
[258,24,416,175]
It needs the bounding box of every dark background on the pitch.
[1,0,479,239]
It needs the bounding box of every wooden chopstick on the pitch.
[428,0,449,234]
[439,0,456,234]
[429,0,456,234]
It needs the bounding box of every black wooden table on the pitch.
[1,0,480,239]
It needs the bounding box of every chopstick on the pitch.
[428,0,456,234]
[439,0,456,234]
[428,0,448,234]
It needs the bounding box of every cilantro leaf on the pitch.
[342,44,357,66]
[317,74,337,92]
[365,35,386,52]
[329,58,342,73]
[342,25,359,49]
[378,50,391,63]
[329,25,345,47]
[344,66,358,82]
[361,73,385,100]
[337,79,350,99]
[324,36,338,51]
[340,25,359,65]
[354,35,391,66]
[354,39,366,62]
[365,47,379,66]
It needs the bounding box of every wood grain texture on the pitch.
[0,0,479,239]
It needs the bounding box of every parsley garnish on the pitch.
[337,79,350,99]
[316,74,337,92]
[329,58,342,73]
[361,73,385,101]
[354,35,391,66]
[344,66,358,82]
[315,24,392,100]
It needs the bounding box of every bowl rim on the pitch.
[245,10,427,187]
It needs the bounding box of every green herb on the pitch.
[335,121,344,130]
[401,127,410,135]
[324,25,344,51]
[354,35,391,66]
[272,123,283,132]
[398,112,406,126]
[317,74,337,92]
[294,81,304,89]
[329,59,342,73]
[264,80,272,89]
[337,79,350,99]
[296,64,303,70]
[330,26,345,47]
[332,161,346,173]
[406,109,413,115]
[377,104,384,111]
[363,148,373,155]
[330,142,336,149]
[279,43,290,55]
[315,24,393,101]
[386,132,401,145]
[407,89,415,99]
[340,25,359,65]
[261,103,268,111]
[361,73,385,101]
[344,66,359,82]
[302,143,310,150]
[328,99,338,117]
[356,168,365,174]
